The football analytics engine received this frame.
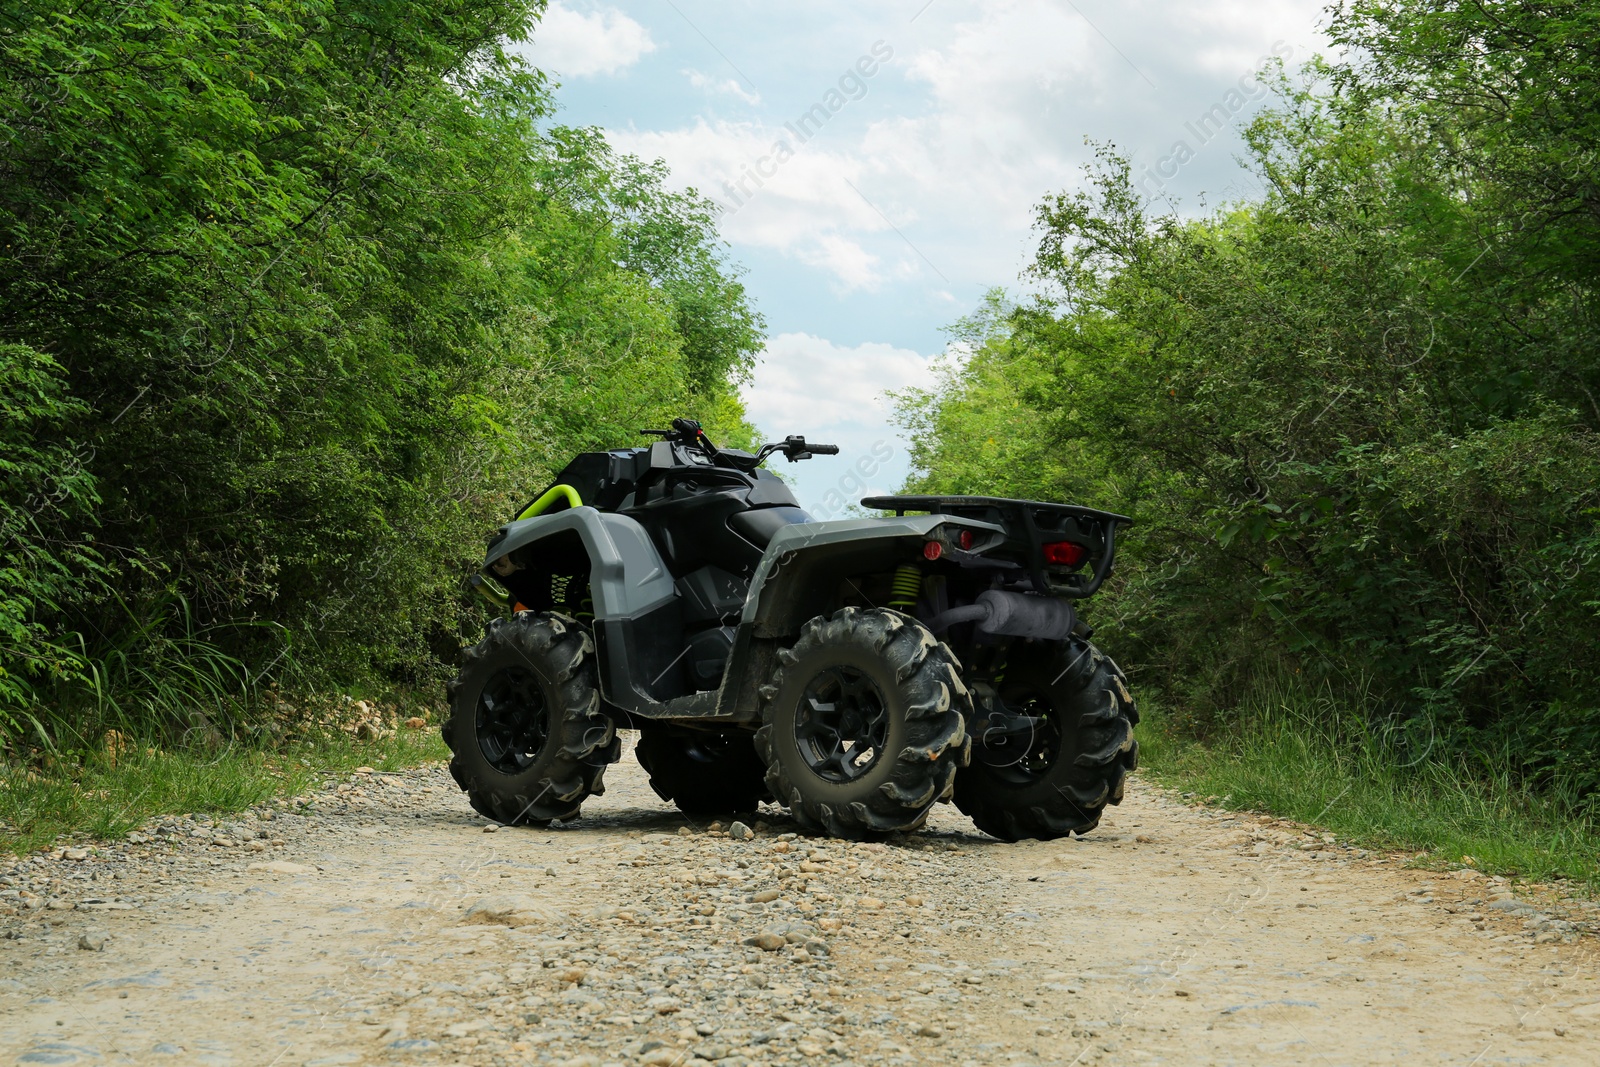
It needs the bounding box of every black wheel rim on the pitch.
[794,665,890,783]
[476,666,550,774]
[977,689,1064,783]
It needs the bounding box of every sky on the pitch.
[518,0,1333,512]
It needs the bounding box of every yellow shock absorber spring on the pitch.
[889,564,922,611]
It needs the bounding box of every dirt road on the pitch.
[3,742,1599,1066]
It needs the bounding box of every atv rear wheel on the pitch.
[756,608,970,839]
[954,638,1138,841]
[444,612,618,826]
[636,727,770,815]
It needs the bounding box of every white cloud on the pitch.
[853,0,1328,274]
[523,2,655,78]
[608,120,902,291]
[746,333,932,438]
[795,236,883,293]
[608,0,1328,291]
[745,333,937,512]
[685,70,760,105]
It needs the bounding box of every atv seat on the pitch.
[729,505,813,548]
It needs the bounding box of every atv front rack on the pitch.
[861,495,1132,598]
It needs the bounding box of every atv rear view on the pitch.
[443,418,1137,841]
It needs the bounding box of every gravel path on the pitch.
[4,738,1599,1066]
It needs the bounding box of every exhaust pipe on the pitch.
[927,589,1076,640]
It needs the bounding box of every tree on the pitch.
[896,9,1600,791]
[0,2,764,742]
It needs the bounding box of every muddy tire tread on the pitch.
[443,612,616,826]
[755,607,970,839]
[954,638,1138,842]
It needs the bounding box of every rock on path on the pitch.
[2,742,1599,1066]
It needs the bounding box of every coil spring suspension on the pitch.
[888,564,922,611]
[550,574,596,621]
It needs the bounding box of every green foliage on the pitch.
[1331,0,1600,292]
[0,345,102,732]
[0,2,762,747]
[898,5,1600,798]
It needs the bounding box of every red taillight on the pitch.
[923,540,944,561]
[1042,540,1087,567]
[956,528,975,551]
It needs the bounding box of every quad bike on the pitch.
[443,418,1137,841]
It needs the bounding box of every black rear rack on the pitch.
[861,495,1133,599]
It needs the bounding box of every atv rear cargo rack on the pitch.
[861,495,1132,598]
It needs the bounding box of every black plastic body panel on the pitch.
[677,566,748,626]
[686,625,736,690]
[625,488,767,577]
[708,623,777,722]
[748,536,927,637]
[599,619,774,724]
[595,599,689,713]
[518,449,653,519]
[746,469,803,508]
[729,505,813,549]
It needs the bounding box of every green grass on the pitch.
[0,727,449,856]
[1137,698,1600,889]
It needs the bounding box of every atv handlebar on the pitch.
[639,417,710,447]
[756,436,838,464]
[639,421,838,470]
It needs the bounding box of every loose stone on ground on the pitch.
[2,736,1598,1066]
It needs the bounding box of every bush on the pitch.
[0,345,101,737]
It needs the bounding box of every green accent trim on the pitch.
[889,563,922,610]
[469,574,510,609]
[517,483,583,520]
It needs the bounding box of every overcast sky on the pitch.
[520,0,1332,510]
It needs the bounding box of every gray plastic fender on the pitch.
[741,514,1003,636]
[487,507,674,620]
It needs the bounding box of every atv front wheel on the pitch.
[636,727,770,815]
[954,638,1138,841]
[444,612,618,826]
[756,607,970,839]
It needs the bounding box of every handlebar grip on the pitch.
[810,444,840,455]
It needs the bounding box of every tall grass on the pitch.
[0,727,449,855]
[0,589,453,855]
[4,591,280,755]
[1138,681,1600,888]
[64,592,275,746]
